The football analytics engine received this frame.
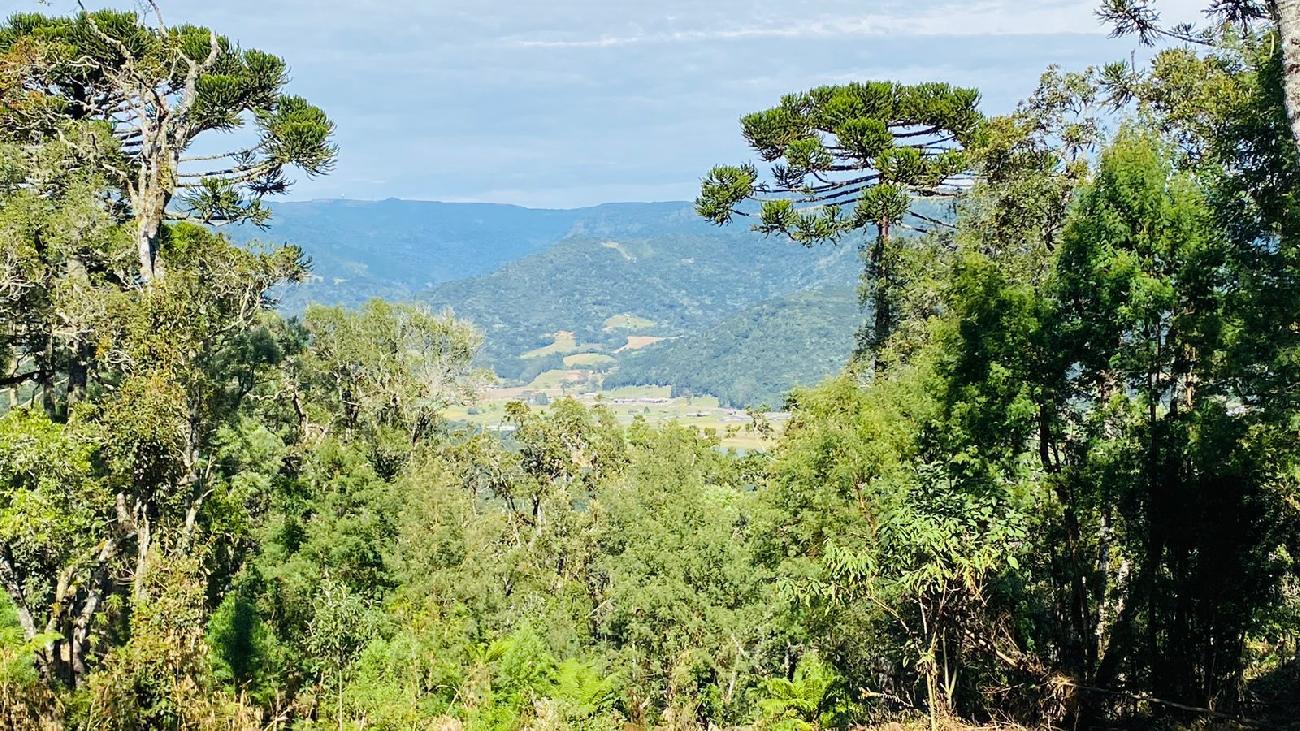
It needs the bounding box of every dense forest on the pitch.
[422,230,861,383]
[2,2,1300,730]
[604,288,861,407]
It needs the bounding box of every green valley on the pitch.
[232,198,872,408]
[421,224,865,390]
[4,3,1299,730]
[605,287,861,407]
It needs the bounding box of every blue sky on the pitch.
[27,0,1203,207]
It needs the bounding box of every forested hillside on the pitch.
[605,287,860,407]
[230,199,869,402]
[424,230,862,381]
[227,199,700,309]
[2,3,1299,731]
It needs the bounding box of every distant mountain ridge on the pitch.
[229,198,706,309]
[230,197,877,405]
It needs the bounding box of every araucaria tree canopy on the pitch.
[0,6,336,283]
[697,81,982,365]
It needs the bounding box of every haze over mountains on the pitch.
[234,198,871,406]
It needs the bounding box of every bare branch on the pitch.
[174,28,222,122]
[0,370,40,387]
[177,161,274,179]
[141,0,167,31]
[906,209,956,230]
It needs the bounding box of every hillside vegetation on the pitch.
[2,5,1299,731]
[229,199,700,309]
[605,287,860,407]
[231,199,872,406]
[424,230,863,381]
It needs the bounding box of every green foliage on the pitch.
[0,592,58,701]
[699,81,981,364]
[754,654,852,731]
[296,299,486,463]
[0,8,337,226]
[2,5,1300,731]
[0,409,107,600]
[606,288,860,407]
[235,200,896,407]
[206,579,284,706]
[424,227,862,384]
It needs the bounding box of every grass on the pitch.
[601,385,672,399]
[527,368,590,389]
[446,377,787,451]
[563,353,617,369]
[599,241,636,261]
[602,313,655,331]
[520,331,579,359]
[617,335,665,352]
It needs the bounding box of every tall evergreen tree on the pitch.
[696,82,982,368]
[0,6,336,283]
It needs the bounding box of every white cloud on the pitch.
[501,0,1211,48]
[32,0,1215,205]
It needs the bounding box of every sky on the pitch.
[19,0,1207,208]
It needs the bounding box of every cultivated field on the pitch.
[445,373,786,451]
[562,352,617,368]
[520,330,581,359]
[602,313,655,331]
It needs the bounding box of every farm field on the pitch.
[562,352,617,368]
[602,313,655,331]
[616,335,666,351]
[445,374,786,451]
[520,330,581,359]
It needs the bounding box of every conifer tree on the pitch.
[1099,0,1300,151]
[0,5,336,283]
[696,81,982,368]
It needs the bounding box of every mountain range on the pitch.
[232,198,872,406]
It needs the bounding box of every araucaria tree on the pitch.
[0,3,334,703]
[696,82,982,368]
[1098,0,1300,151]
[0,6,336,283]
[4,2,1300,729]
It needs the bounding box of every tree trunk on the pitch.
[1276,0,1300,151]
[132,158,173,284]
[65,256,91,404]
[39,339,56,416]
[0,551,55,681]
[136,208,165,284]
[1,349,17,412]
[858,219,892,373]
[67,347,88,407]
[133,510,152,602]
[70,545,114,689]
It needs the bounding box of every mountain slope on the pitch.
[226,197,902,405]
[229,199,702,309]
[423,230,864,381]
[605,288,861,408]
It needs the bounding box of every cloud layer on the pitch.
[501,0,1204,48]
[36,0,1206,207]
